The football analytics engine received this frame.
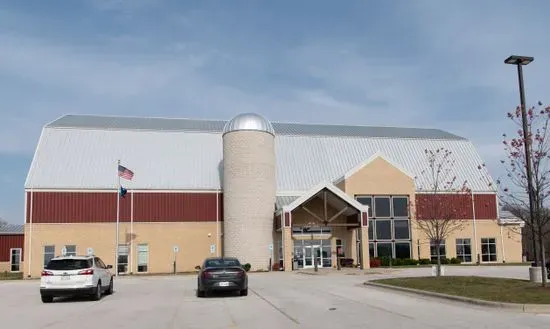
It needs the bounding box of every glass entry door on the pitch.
[303,245,321,269]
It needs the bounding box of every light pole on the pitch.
[504,55,537,266]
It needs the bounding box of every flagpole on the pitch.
[116,159,120,276]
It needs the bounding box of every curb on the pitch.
[363,281,550,314]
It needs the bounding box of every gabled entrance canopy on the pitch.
[276,181,369,228]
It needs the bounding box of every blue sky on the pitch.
[1,0,549,224]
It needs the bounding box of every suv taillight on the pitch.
[202,271,212,279]
[41,270,53,276]
[78,269,94,275]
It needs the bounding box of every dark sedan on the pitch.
[196,257,248,297]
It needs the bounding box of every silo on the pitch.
[222,112,276,271]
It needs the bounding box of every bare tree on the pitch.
[413,148,472,277]
[497,103,550,286]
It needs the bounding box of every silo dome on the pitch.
[222,112,275,136]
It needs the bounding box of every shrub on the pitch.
[243,263,251,272]
[450,257,462,264]
[419,258,431,265]
[370,258,381,268]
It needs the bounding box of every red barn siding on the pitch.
[415,193,498,220]
[474,194,498,219]
[133,192,220,222]
[27,191,223,224]
[0,234,24,262]
[415,193,474,220]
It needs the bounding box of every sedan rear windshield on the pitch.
[204,259,241,268]
[46,259,92,270]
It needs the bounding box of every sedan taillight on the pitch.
[41,270,53,276]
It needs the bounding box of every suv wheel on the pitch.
[92,282,102,301]
[105,278,114,295]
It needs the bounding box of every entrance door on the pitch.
[303,245,321,269]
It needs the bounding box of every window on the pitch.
[369,243,375,258]
[456,238,472,263]
[118,245,129,274]
[375,220,391,240]
[64,245,76,256]
[376,242,393,258]
[481,238,497,262]
[356,196,372,217]
[137,244,149,272]
[430,239,446,261]
[46,258,92,270]
[374,197,391,217]
[392,197,409,217]
[10,248,21,272]
[368,219,374,240]
[44,245,55,268]
[393,220,410,240]
[395,242,411,259]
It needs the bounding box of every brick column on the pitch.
[282,211,294,272]
[359,211,370,269]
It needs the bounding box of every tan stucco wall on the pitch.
[0,261,11,272]
[342,156,416,197]
[413,220,523,263]
[24,222,222,278]
[338,154,524,264]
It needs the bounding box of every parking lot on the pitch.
[1,266,550,329]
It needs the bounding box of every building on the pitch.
[21,112,524,278]
[0,223,24,273]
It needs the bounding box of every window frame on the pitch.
[43,245,55,268]
[430,239,446,261]
[455,238,472,263]
[64,245,77,257]
[392,196,409,218]
[137,243,149,273]
[394,242,411,259]
[10,248,22,272]
[481,237,497,263]
[373,196,391,218]
[356,196,373,218]
[375,219,392,240]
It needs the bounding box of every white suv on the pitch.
[40,255,114,303]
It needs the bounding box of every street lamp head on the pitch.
[505,55,534,65]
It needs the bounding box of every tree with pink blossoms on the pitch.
[413,147,472,277]
[498,102,550,287]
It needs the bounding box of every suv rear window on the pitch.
[46,259,92,270]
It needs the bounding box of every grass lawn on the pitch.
[372,276,550,304]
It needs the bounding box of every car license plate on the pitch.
[61,275,70,280]
[219,282,229,287]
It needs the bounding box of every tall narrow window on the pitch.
[430,239,446,261]
[44,245,55,268]
[10,248,21,272]
[456,238,472,263]
[137,244,149,272]
[118,245,129,274]
[481,238,497,262]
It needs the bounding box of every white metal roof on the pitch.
[25,115,496,192]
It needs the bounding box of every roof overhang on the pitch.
[277,180,369,215]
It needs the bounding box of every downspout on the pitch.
[496,204,505,263]
[28,189,33,278]
[471,191,478,264]
[216,191,219,257]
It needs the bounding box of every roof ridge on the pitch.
[45,114,465,140]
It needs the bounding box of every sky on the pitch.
[0,0,549,224]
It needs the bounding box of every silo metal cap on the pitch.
[222,112,275,136]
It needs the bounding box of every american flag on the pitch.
[118,164,134,180]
